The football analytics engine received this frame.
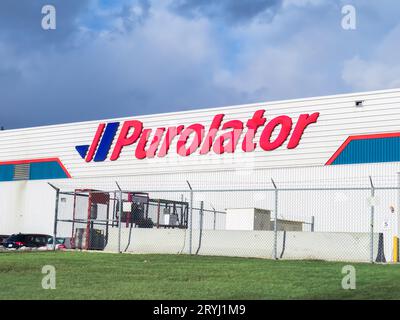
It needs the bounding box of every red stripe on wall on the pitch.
[326,132,400,165]
[85,123,105,162]
[0,158,71,178]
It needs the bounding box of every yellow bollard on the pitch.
[393,237,399,263]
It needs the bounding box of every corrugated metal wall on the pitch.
[1,88,400,179]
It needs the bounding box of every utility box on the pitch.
[74,228,105,250]
[271,219,303,231]
[164,214,179,226]
[226,208,271,231]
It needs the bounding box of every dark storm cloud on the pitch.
[171,0,281,23]
[0,0,91,50]
[1,0,400,130]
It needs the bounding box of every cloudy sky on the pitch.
[1,0,399,129]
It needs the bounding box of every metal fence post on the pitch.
[196,201,204,255]
[53,188,60,251]
[271,179,278,260]
[187,181,193,255]
[369,176,375,264]
[311,216,315,232]
[118,190,123,254]
[48,183,60,251]
[397,172,400,239]
[213,207,216,230]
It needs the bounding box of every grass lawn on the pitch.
[0,251,399,300]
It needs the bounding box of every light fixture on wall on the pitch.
[355,100,364,107]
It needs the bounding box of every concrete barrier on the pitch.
[195,230,274,258]
[105,228,186,254]
[105,228,382,262]
[276,231,379,262]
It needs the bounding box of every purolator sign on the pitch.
[75,110,320,162]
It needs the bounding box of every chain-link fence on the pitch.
[51,176,400,263]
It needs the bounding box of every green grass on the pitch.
[0,251,400,300]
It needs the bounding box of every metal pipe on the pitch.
[85,193,92,250]
[189,189,193,255]
[193,207,225,214]
[196,201,204,255]
[369,176,375,264]
[213,209,216,230]
[272,179,278,260]
[56,219,117,227]
[125,186,400,192]
[187,181,193,255]
[156,199,160,229]
[397,172,400,239]
[118,190,123,254]
[58,186,400,196]
[52,187,60,251]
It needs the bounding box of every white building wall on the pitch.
[0,181,55,235]
[1,161,399,232]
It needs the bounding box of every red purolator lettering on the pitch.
[105,108,319,161]
[260,115,292,151]
[177,124,205,156]
[242,110,266,152]
[287,112,320,149]
[135,127,166,159]
[213,120,244,154]
[110,120,143,161]
[200,114,224,154]
[158,125,184,157]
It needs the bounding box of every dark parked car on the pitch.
[0,235,10,245]
[2,233,52,249]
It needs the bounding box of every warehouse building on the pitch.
[1,88,400,261]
